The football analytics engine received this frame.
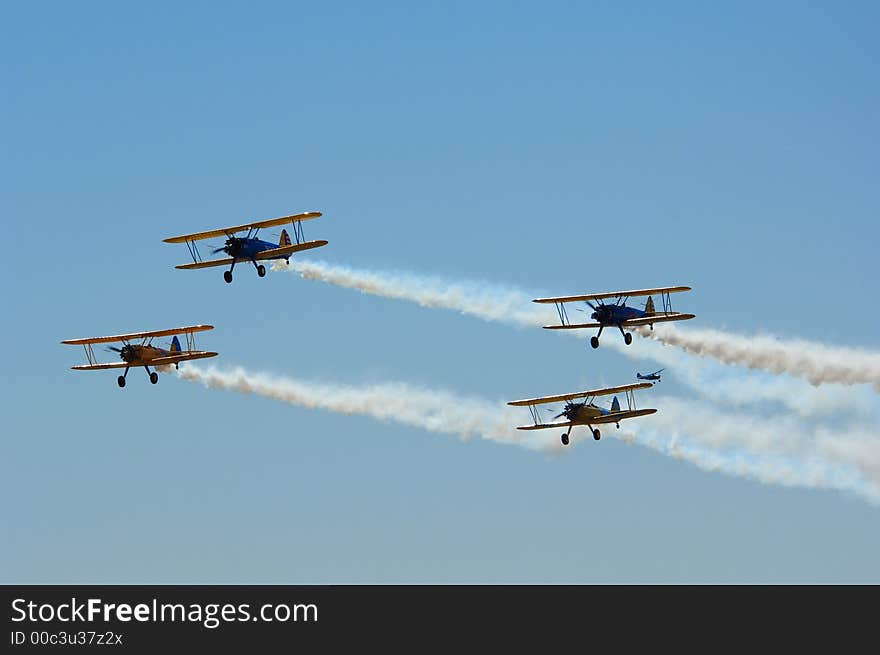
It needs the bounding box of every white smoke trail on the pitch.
[178,364,880,505]
[636,324,880,388]
[284,259,880,391]
[178,364,542,450]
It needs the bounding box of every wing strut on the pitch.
[185,239,203,264]
[555,302,570,326]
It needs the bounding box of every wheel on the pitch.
[624,332,633,345]
[593,429,601,440]
[150,372,159,384]
[224,270,233,283]
[257,264,266,277]
[561,433,570,446]
[117,375,126,388]
[590,336,600,349]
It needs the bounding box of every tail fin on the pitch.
[611,396,620,412]
[644,295,656,315]
[279,229,292,247]
[171,336,181,353]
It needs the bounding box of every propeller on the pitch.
[547,402,581,420]
[212,236,245,256]
[105,345,136,362]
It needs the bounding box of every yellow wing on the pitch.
[516,421,573,431]
[62,325,214,345]
[534,286,692,304]
[514,408,656,430]
[70,351,218,371]
[508,383,653,407]
[149,351,218,366]
[175,258,235,270]
[175,240,328,269]
[163,211,323,243]
[72,362,131,371]
[541,313,695,330]
[254,240,328,260]
[622,313,696,326]
[590,408,657,424]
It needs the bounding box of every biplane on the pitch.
[164,211,328,283]
[62,325,217,388]
[637,368,665,383]
[508,382,656,446]
[533,286,695,349]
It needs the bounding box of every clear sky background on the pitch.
[3,1,879,582]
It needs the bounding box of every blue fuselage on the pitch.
[590,304,647,326]
[225,237,285,261]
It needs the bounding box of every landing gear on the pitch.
[593,428,601,440]
[117,376,126,388]
[590,336,600,349]
[561,433,570,446]
[224,270,233,284]
[150,372,159,384]
[257,264,266,277]
[624,332,633,345]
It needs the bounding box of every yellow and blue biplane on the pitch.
[637,368,665,383]
[62,325,217,388]
[164,211,328,283]
[534,285,695,349]
[508,382,656,446]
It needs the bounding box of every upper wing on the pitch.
[62,325,214,345]
[254,240,328,260]
[534,286,692,304]
[622,313,695,327]
[508,383,652,407]
[163,211,323,243]
[590,408,657,424]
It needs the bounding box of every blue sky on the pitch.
[3,1,879,582]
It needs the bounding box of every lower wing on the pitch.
[516,421,573,431]
[254,239,328,260]
[71,351,217,370]
[176,258,234,270]
[149,351,218,366]
[72,362,131,371]
[623,313,695,327]
[542,322,602,330]
[175,240,329,269]
[590,409,657,424]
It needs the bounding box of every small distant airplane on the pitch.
[507,382,656,446]
[164,211,328,283]
[637,368,665,383]
[533,286,695,349]
[62,325,217,388]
